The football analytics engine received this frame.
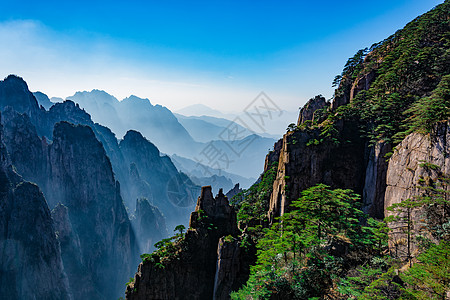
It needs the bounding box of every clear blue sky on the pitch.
[0,0,443,112]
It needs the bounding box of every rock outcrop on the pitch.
[267,121,367,221]
[297,95,329,126]
[225,183,242,200]
[0,112,71,300]
[126,186,240,300]
[119,130,200,228]
[34,91,55,110]
[384,120,449,255]
[46,122,136,299]
[133,198,168,253]
[213,235,256,300]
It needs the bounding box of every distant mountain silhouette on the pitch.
[65,90,277,179]
[33,91,55,110]
[175,103,231,119]
[67,90,197,156]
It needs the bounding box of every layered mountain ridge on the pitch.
[0,75,201,299]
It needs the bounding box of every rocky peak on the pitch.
[0,75,40,115]
[126,187,240,300]
[190,186,239,236]
[33,91,54,110]
[121,130,160,157]
[297,95,329,125]
[225,183,242,199]
[47,121,135,299]
[49,100,93,128]
[0,112,70,299]
[122,95,152,106]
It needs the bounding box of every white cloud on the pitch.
[0,19,295,113]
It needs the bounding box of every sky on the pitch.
[0,0,443,113]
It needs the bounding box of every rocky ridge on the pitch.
[126,186,246,300]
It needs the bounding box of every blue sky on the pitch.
[0,0,443,112]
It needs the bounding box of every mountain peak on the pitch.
[122,95,152,106]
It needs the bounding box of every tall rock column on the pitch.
[0,112,71,300]
[126,186,239,300]
[385,121,449,257]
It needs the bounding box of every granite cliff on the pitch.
[0,112,71,300]
[0,75,198,299]
[126,186,250,300]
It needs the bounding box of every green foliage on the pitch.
[386,198,424,265]
[286,123,298,132]
[329,1,450,145]
[402,74,450,135]
[232,184,384,299]
[174,224,186,235]
[125,277,135,286]
[401,241,450,300]
[234,162,278,234]
[140,224,187,266]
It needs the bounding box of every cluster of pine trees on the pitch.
[231,171,449,299]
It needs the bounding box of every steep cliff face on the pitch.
[126,187,240,300]
[0,112,71,300]
[0,75,42,122]
[132,198,168,253]
[213,235,256,300]
[47,122,135,299]
[363,141,392,219]
[384,121,449,252]
[267,121,367,221]
[120,130,200,228]
[1,107,47,186]
[297,95,329,125]
[51,203,100,300]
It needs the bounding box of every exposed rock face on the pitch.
[349,70,376,101]
[46,122,135,299]
[267,121,367,221]
[120,130,200,229]
[126,186,240,300]
[297,95,329,126]
[363,142,392,219]
[264,138,283,172]
[0,75,42,121]
[331,68,376,111]
[0,182,72,300]
[213,235,256,300]
[52,203,100,300]
[225,183,242,199]
[33,91,55,110]
[0,112,71,300]
[133,198,168,253]
[1,107,47,186]
[384,121,449,254]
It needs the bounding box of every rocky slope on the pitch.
[384,120,449,255]
[48,121,136,299]
[119,129,200,229]
[266,118,367,222]
[126,186,246,300]
[0,112,71,300]
[132,198,168,253]
[0,75,197,299]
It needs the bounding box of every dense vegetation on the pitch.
[231,2,450,299]
[299,1,450,146]
[232,169,449,299]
